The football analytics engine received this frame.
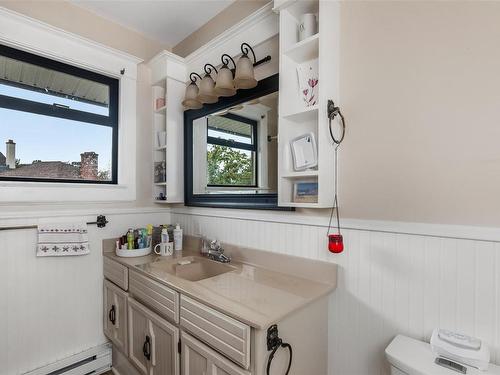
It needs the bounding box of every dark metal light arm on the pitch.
[221,54,236,69]
[241,42,256,63]
[204,63,218,76]
[189,72,203,83]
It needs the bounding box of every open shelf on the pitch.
[281,170,319,179]
[154,182,167,186]
[282,105,318,122]
[284,33,319,63]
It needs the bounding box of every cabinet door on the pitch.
[104,280,128,355]
[181,332,250,375]
[149,309,180,375]
[129,297,180,375]
[129,298,151,375]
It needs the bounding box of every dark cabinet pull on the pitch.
[143,335,151,361]
[108,305,116,325]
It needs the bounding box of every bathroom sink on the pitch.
[138,256,236,282]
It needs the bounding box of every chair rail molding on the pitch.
[171,206,500,243]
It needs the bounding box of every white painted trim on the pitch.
[171,206,500,243]
[183,2,278,75]
[0,7,142,78]
[149,49,186,67]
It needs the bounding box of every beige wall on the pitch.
[173,0,270,57]
[338,1,500,227]
[0,0,168,60]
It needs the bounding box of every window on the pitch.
[0,44,119,184]
[206,113,258,187]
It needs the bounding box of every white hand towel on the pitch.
[37,221,89,257]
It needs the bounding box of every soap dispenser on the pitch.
[173,224,183,251]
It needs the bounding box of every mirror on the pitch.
[185,74,288,209]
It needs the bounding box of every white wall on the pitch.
[0,208,170,374]
[172,208,500,375]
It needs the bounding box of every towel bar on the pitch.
[0,215,108,231]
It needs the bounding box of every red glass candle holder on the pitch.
[328,234,344,253]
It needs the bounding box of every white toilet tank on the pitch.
[386,335,500,375]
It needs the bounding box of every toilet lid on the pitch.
[385,335,500,375]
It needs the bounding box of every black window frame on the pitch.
[206,112,259,188]
[0,44,119,184]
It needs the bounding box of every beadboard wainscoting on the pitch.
[171,210,500,375]
[0,208,170,375]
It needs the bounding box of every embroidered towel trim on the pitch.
[37,222,89,257]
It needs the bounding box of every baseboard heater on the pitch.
[23,343,112,375]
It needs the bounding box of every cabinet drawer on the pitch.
[180,295,250,369]
[129,269,179,324]
[104,257,128,291]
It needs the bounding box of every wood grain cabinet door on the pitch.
[148,309,180,375]
[129,297,180,375]
[104,280,128,355]
[181,332,250,375]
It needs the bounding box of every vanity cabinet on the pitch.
[128,297,180,375]
[181,331,251,375]
[103,280,128,355]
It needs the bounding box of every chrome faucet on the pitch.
[201,237,231,263]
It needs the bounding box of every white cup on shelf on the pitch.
[154,242,173,256]
[299,13,317,41]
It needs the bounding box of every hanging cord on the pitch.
[326,100,346,237]
[266,324,293,375]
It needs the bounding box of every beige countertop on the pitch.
[103,237,337,329]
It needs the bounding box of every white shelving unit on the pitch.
[275,0,340,208]
[148,51,187,204]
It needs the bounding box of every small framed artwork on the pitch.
[293,180,318,203]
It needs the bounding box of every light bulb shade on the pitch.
[234,54,257,89]
[214,66,236,97]
[198,74,218,104]
[182,82,202,109]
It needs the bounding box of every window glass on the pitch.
[0,44,118,183]
[206,144,256,186]
[0,108,113,181]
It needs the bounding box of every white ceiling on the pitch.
[71,0,236,47]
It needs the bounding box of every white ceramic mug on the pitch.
[154,242,173,256]
[299,13,317,41]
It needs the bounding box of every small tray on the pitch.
[115,245,152,258]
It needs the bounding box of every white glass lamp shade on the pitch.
[198,74,218,104]
[182,82,202,109]
[234,54,257,89]
[214,65,236,97]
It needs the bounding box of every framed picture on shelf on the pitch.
[293,180,318,203]
[154,161,166,183]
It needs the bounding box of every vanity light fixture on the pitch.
[234,43,259,89]
[197,64,218,104]
[181,73,203,110]
[214,54,237,97]
[182,42,271,109]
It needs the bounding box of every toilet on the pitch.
[386,335,500,375]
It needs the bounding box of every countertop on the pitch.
[103,237,337,329]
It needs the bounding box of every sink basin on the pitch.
[138,256,236,282]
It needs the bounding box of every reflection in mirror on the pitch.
[192,92,278,195]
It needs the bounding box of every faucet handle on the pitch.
[210,239,223,252]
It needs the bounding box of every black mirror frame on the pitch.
[184,73,291,210]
